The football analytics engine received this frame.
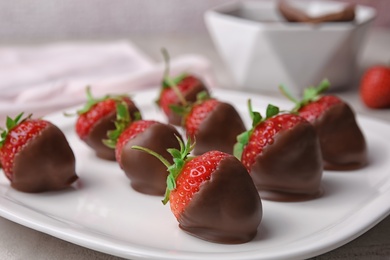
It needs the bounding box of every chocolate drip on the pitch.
[84,102,140,161]
[311,102,367,170]
[178,156,262,244]
[121,123,182,195]
[194,102,246,155]
[11,123,78,193]
[168,82,209,126]
[250,121,323,202]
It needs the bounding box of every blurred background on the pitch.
[0,0,388,43]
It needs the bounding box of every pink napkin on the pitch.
[0,41,217,125]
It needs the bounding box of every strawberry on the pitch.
[104,101,182,195]
[156,49,209,125]
[173,91,246,155]
[234,101,323,202]
[359,65,390,108]
[280,79,367,170]
[0,113,78,192]
[132,138,262,244]
[71,87,140,161]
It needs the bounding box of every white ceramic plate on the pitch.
[0,88,389,260]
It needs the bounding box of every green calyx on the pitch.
[156,48,188,106]
[169,90,211,123]
[102,101,141,148]
[279,79,330,112]
[233,100,280,160]
[65,86,130,116]
[0,112,30,148]
[132,135,195,205]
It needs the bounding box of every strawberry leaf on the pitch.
[234,100,281,160]
[103,101,139,148]
[0,112,30,148]
[279,79,331,112]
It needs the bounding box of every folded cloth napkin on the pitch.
[0,41,217,125]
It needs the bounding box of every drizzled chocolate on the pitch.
[193,102,246,155]
[167,81,209,126]
[250,121,323,202]
[120,122,182,195]
[11,123,78,193]
[178,155,262,244]
[308,102,367,170]
[84,102,140,161]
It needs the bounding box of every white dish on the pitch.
[1,88,390,260]
[204,0,376,94]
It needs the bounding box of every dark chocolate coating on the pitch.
[121,123,182,195]
[11,123,78,193]
[250,121,323,202]
[311,102,367,170]
[168,82,209,126]
[178,156,262,244]
[193,102,246,155]
[84,102,140,161]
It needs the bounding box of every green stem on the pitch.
[131,145,171,168]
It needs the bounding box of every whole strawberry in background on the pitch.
[0,113,78,192]
[173,91,246,155]
[156,48,210,125]
[104,101,182,196]
[234,101,323,202]
[73,87,140,161]
[280,79,368,170]
[132,138,262,244]
[360,65,390,108]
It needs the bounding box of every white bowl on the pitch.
[204,0,376,94]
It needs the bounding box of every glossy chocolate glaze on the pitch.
[193,102,246,155]
[168,82,209,126]
[178,156,262,244]
[250,121,323,202]
[310,102,367,170]
[11,123,78,193]
[278,0,355,24]
[120,122,182,195]
[84,102,140,161]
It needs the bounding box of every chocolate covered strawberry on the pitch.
[72,87,140,161]
[104,101,182,195]
[0,113,78,193]
[156,49,209,125]
[173,92,246,155]
[133,138,262,244]
[280,79,367,170]
[234,101,323,202]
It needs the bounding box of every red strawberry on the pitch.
[173,92,246,155]
[359,65,390,108]
[0,113,78,192]
[104,101,182,195]
[72,87,140,161]
[280,79,367,170]
[132,138,262,244]
[156,49,209,125]
[234,101,323,202]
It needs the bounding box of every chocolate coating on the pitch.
[250,121,323,202]
[278,0,355,24]
[84,102,140,161]
[11,123,78,193]
[193,102,246,155]
[121,122,182,195]
[168,82,209,126]
[310,102,367,170]
[178,156,262,244]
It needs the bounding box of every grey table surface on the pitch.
[1,29,390,260]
